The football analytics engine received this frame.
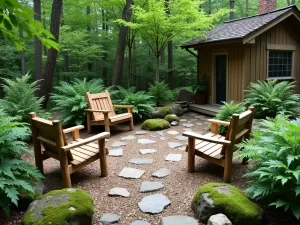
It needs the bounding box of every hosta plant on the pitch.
[0,111,43,215]
[0,73,50,123]
[237,116,300,219]
[244,80,300,119]
[148,81,173,106]
[50,78,105,125]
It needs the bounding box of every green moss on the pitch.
[164,114,179,122]
[141,119,170,131]
[22,188,94,225]
[193,183,260,224]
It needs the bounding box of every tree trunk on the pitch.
[42,0,62,107]
[246,0,249,17]
[287,0,291,5]
[19,30,26,74]
[230,0,235,20]
[43,11,47,56]
[208,0,211,14]
[156,55,159,82]
[34,0,43,95]
[102,9,108,85]
[167,41,173,89]
[87,5,92,72]
[112,0,133,85]
[127,47,132,87]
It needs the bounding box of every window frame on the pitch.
[267,44,296,80]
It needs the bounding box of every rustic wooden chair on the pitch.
[29,112,110,188]
[183,107,254,182]
[85,91,134,133]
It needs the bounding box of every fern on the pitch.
[0,72,50,123]
[244,80,300,119]
[50,78,105,125]
[148,81,173,106]
[237,116,300,219]
[0,110,43,215]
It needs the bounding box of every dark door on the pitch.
[215,55,227,104]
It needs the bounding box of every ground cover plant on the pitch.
[244,80,300,119]
[148,81,173,106]
[237,116,300,219]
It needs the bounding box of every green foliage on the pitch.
[237,116,300,219]
[110,86,155,120]
[148,81,173,106]
[192,76,208,93]
[212,101,246,134]
[244,80,300,119]
[141,118,170,131]
[0,73,50,123]
[193,183,261,224]
[0,110,43,215]
[50,78,105,126]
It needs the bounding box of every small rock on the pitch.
[174,136,188,141]
[161,216,198,225]
[152,168,171,178]
[208,214,232,225]
[156,131,164,136]
[130,220,151,225]
[108,149,123,157]
[121,135,136,141]
[178,147,186,151]
[183,128,192,131]
[108,188,130,198]
[119,167,145,179]
[167,130,179,135]
[165,154,182,162]
[168,142,184,149]
[136,131,148,135]
[100,213,120,224]
[140,181,165,193]
[139,149,157,155]
[111,141,126,147]
[196,122,204,126]
[129,158,153,165]
[138,139,156,145]
[179,119,187,122]
[160,137,166,140]
[182,123,194,128]
[171,121,179,126]
[138,194,170,214]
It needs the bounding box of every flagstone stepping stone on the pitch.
[111,141,126,147]
[152,168,171,178]
[129,158,153,165]
[167,130,179,135]
[108,149,123,157]
[156,131,164,136]
[182,123,194,128]
[140,181,164,193]
[168,142,184,149]
[190,119,197,121]
[178,147,186,151]
[174,136,188,141]
[138,139,156,145]
[204,121,210,125]
[100,213,120,224]
[165,154,182,162]
[196,122,204,125]
[108,188,130,197]
[130,220,151,225]
[151,135,157,138]
[139,149,157,155]
[138,194,171,214]
[195,116,203,119]
[121,135,136,141]
[119,167,145,179]
[183,128,192,131]
[179,119,187,122]
[135,131,148,135]
[160,137,166,140]
[161,216,198,225]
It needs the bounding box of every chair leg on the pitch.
[188,138,195,173]
[129,118,134,131]
[98,139,108,177]
[87,113,92,134]
[223,149,233,183]
[60,153,71,188]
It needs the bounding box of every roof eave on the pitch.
[181,37,243,49]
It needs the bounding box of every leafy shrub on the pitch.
[237,116,300,219]
[212,101,246,134]
[50,78,105,125]
[244,80,300,119]
[0,110,43,215]
[0,73,50,123]
[110,86,155,120]
[148,81,173,106]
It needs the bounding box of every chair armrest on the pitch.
[62,132,110,151]
[113,105,134,109]
[183,131,231,145]
[85,109,110,114]
[63,125,84,134]
[207,119,230,126]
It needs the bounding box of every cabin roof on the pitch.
[183,5,299,48]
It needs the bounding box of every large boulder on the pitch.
[151,107,171,119]
[18,182,45,210]
[176,88,195,102]
[22,188,94,225]
[142,119,170,131]
[167,103,183,116]
[192,183,262,225]
[164,114,179,123]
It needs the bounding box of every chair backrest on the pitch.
[221,107,254,154]
[85,91,116,121]
[29,113,73,161]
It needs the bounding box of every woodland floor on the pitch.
[2,112,299,225]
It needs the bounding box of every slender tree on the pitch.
[230,0,235,20]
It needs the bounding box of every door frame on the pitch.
[212,52,228,105]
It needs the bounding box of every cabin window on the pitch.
[268,51,293,78]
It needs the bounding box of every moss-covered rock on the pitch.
[18,182,45,210]
[141,119,170,131]
[167,103,183,116]
[192,183,262,225]
[164,114,179,123]
[151,107,171,119]
[22,188,94,225]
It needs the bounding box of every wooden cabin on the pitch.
[182,2,300,115]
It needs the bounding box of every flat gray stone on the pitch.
[130,220,151,225]
[100,213,120,224]
[121,135,136,141]
[140,181,164,193]
[165,154,182,162]
[138,194,170,214]
[183,128,192,131]
[108,188,130,197]
[139,149,157,155]
[196,122,204,125]
[161,216,198,225]
[174,136,188,141]
[138,139,156,145]
[208,214,232,225]
[168,142,184,149]
[171,121,179,126]
[190,119,197,121]
[119,167,145,179]
[108,149,123,157]
[111,141,126,147]
[179,119,187,122]
[151,168,171,178]
[204,121,210,125]
[129,158,153,165]
[167,130,179,135]
[178,147,186,151]
[160,137,166,140]
[136,131,148,135]
[151,135,157,138]
[156,131,164,136]
[182,123,194,128]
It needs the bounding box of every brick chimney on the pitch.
[258,0,277,14]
